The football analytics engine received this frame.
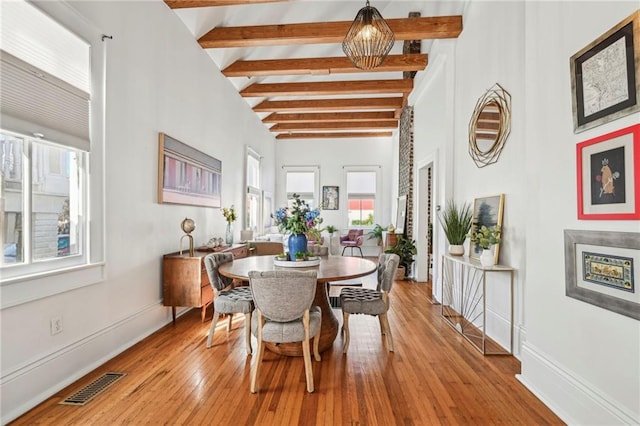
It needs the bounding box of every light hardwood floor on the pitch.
[12,277,564,425]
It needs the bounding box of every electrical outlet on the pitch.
[50,317,63,335]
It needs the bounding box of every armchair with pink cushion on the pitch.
[339,229,364,257]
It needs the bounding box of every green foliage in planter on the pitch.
[367,224,385,245]
[469,225,501,250]
[384,236,417,271]
[438,199,473,245]
[325,225,337,235]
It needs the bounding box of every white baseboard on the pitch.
[517,343,638,425]
[1,302,185,425]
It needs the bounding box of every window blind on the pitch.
[0,0,91,151]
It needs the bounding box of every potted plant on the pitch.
[384,236,417,280]
[469,225,501,267]
[437,199,473,256]
[367,224,385,247]
[325,225,337,236]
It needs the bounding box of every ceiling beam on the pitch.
[269,121,398,132]
[276,132,393,140]
[241,79,413,97]
[253,97,404,112]
[199,16,463,48]
[223,54,427,77]
[263,111,397,123]
[165,0,287,9]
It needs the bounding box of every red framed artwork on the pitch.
[576,123,639,220]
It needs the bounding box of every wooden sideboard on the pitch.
[162,244,248,323]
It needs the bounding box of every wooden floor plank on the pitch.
[10,277,564,425]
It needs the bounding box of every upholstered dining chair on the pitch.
[339,229,364,257]
[248,270,321,393]
[340,253,400,353]
[203,252,254,355]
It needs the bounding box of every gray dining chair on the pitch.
[340,252,400,353]
[204,252,254,355]
[248,270,321,393]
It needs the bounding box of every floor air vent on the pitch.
[59,372,126,406]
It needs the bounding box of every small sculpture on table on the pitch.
[179,217,196,257]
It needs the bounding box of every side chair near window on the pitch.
[248,270,321,393]
[340,253,400,353]
[203,252,254,355]
[340,229,364,257]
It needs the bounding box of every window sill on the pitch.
[0,262,106,309]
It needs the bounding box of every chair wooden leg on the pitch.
[302,338,314,393]
[378,316,386,335]
[227,313,233,331]
[250,339,264,393]
[342,311,351,354]
[206,311,221,348]
[302,310,314,393]
[250,313,264,393]
[381,313,394,352]
[313,333,321,361]
[244,312,252,356]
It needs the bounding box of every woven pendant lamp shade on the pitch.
[342,1,395,70]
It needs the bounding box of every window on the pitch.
[345,169,379,227]
[246,148,261,234]
[284,167,319,208]
[2,133,85,266]
[0,0,105,292]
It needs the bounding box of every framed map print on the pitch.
[570,10,639,133]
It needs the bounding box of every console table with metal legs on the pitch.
[441,254,514,355]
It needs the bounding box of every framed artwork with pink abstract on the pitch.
[158,133,222,208]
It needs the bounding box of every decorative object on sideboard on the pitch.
[438,199,473,256]
[470,194,505,264]
[179,217,195,257]
[469,225,502,267]
[576,123,639,220]
[222,205,237,245]
[570,10,639,133]
[468,83,511,168]
[564,229,639,321]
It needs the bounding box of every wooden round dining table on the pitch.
[218,254,377,356]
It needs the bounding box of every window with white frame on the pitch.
[0,0,104,285]
[345,169,379,227]
[246,148,261,234]
[284,167,318,208]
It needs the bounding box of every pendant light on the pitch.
[342,0,395,70]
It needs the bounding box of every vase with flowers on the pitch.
[469,224,501,267]
[222,205,237,245]
[272,193,323,259]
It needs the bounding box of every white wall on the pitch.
[519,2,639,425]
[0,2,275,423]
[412,1,640,424]
[275,137,395,257]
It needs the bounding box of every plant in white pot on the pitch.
[469,225,501,267]
[438,199,473,256]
